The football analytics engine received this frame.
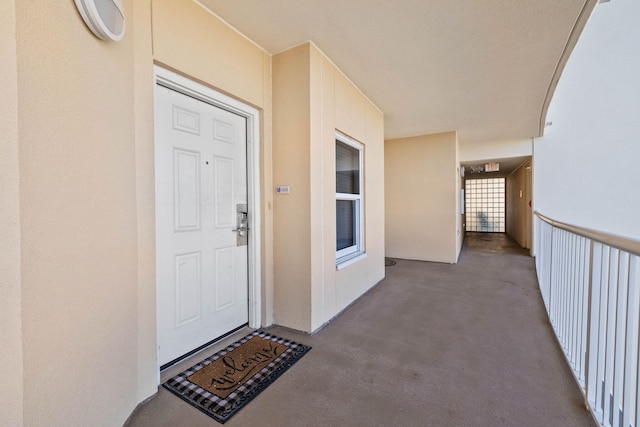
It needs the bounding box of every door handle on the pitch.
[233,204,249,246]
[233,211,248,235]
[232,226,249,236]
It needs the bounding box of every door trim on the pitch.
[153,65,262,340]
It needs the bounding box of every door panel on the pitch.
[155,85,249,366]
[173,149,200,231]
[175,252,201,327]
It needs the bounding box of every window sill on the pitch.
[336,252,367,270]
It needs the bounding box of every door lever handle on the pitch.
[234,203,249,246]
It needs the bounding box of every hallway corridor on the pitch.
[127,233,595,427]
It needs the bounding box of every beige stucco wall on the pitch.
[333,97,386,316]
[459,137,532,162]
[0,0,23,425]
[273,43,385,333]
[15,1,139,425]
[5,1,274,425]
[385,132,459,263]
[272,45,313,331]
[5,0,381,422]
[324,50,386,324]
[152,0,269,110]
[152,0,275,327]
[133,0,158,402]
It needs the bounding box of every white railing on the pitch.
[535,212,640,427]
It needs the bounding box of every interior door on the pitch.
[525,163,532,251]
[155,84,249,366]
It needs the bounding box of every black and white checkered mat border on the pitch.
[163,330,311,424]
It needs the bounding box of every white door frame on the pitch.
[154,65,262,337]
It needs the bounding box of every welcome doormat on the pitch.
[163,331,311,424]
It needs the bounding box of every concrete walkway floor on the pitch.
[127,233,596,427]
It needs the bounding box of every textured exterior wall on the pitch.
[272,44,313,331]
[7,1,274,425]
[534,0,640,241]
[0,0,23,424]
[273,43,385,332]
[385,132,459,264]
[16,1,139,425]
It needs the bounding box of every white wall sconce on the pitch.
[74,0,125,41]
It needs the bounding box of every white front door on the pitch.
[155,83,249,366]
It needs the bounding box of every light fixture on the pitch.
[74,0,125,42]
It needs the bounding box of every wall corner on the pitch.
[0,0,24,423]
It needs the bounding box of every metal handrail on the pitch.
[535,211,640,427]
[535,211,640,257]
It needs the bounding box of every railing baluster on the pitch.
[533,212,640,427]
[551,227,558,331]
[597,245,610,422]
[614,252,630,427]
[578,236,588,386]
[563,230,569,344]
[557,230,563,339]
[624,255,638,427]
[545,221,552,309]
[605,248,620,425]
[573,234,580,367]
[587,240,599,411]
[549,224,555,317]
[569,232,575,358]
[575,234,581,374]
[563,230,569,342]
[635,257,640,427]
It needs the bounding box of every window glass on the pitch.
[336,200,355,250]
[464,177,506,232]
[336,141,360,194]
[335,133,364,264]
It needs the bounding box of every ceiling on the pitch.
[198,0,593,143]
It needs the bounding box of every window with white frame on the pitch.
[336,133,364,264]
